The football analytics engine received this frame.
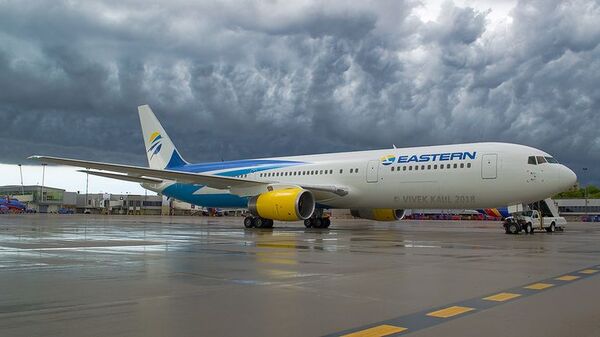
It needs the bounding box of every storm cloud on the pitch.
[0,0,599,184]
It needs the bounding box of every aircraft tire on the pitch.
[313,218,323,228]
[244,216,254,228]
[322,218,331,228]
[304,219,312,228]
[254,217,264,228]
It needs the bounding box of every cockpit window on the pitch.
[545,156,559,164]
[528,156,537,165]
[536,156,547,164]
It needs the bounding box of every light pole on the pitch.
[18,164,24,195]
[85,170,89,212]
[41,163,47,203]
[582,167,588,216]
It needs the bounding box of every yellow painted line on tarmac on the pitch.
[555,275,580,281]
[524,282,554,290]
[426,306,474,318]
[483,292,521,302]
[328,263,600,337]
[341,324,407,337]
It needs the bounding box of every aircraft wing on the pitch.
[77,170,165,184]
[29,155,265,190]
[30,155,349,197]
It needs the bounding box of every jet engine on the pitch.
[248,188,315,221]
[350,208,405,221]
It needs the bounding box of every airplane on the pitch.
[0,196,27,213]
[30,105,577,228]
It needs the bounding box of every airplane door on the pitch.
[481,154,497,179]
[366,160,379,183]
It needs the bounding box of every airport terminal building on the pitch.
[0,185,166,215]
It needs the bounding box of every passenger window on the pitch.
[355,168,358,173]
[453,163,457,169]
[460,163,464,168]
[350,168,353,173]
[339,169,343,174]
[440,164,444,170]
[467,163,471,168]
[391,167,395,171]
[447,164,451,169]
[536,156,547,164]
[403,166,407,171]
[330,170,333,174]
[415,165,419,171]
[528,156,537,165]
[409,166,413,171]
[427,165,431,170]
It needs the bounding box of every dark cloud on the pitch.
[0,0,599,184]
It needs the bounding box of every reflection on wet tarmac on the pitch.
[0,215,599,337]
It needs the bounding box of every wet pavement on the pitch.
[0,215,599,337]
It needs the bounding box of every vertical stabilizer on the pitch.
[138,105,188,169]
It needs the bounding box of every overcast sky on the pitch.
[0,0,599,193]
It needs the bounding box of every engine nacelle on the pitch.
[350,208,405,221]
[248,188,315,221]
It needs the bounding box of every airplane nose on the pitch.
[559,165,577,190]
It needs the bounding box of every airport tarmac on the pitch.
[0,215,599,337]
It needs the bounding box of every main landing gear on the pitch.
[304,209,331,229]
[244,216,274,229]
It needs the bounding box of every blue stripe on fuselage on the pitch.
[168,159,306,173]
[162,183,249,208]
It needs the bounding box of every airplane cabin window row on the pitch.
[236,167,364,179]
[390,162,472,172]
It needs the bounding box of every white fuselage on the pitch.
[145,142,577,210]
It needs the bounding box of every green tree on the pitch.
[554,185,599,199]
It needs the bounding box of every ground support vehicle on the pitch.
[504,210,566,234]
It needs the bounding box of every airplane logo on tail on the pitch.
[148,131,163,159]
